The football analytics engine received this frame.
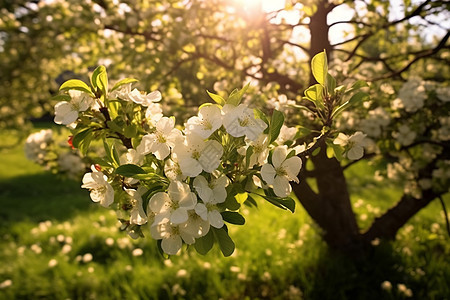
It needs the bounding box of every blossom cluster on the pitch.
[53,67,303,256]
[24,128,86,179]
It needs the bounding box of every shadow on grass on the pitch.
[0,171,95,228]
[300,244,404,300]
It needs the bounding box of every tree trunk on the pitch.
[293,145,362,252]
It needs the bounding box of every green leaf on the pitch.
[348,91,369,105]
[106,120,124,134]
[345,80,368,95]
[253,108,270,127]
[207,90,226,106]
[327,73,336,95]
[91,66,105,89]
[269,109,285,144]
[111,78,138,92]
[72,127,93,155]
[227,82,250,106]
[124,124,137,138]
[194,229,214,255]
[115,164,146,177]
[212,226,235,257]
[235,192,248,205]
[304,84,325,111]
[311,50,328,86]
[221,211,245,225]
[59,79,93,95]
[262,194,296,213]
[222,184,243,210]
[332,91,369,118]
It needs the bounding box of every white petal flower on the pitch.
[54,90,93,125]
[136,117,183,160]
[81,166,114,207]
[125,187,148,225]
[164,155,186,181]
[334,131,368,160]
[148,181,197,225]
[222,104,267,141]
[185,105,222,139]
[123,88,162,107]
[248,134,270,167]
[145,103,164,126]
[261,146,302,198]
[193,175,228,229]
[275,125,297,145]
[150,212,206,255]
[173,133,223,176]
[24,129,53,163]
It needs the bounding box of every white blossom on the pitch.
[222,104,267,141]
[394,77,426,113]
[150,215,197,255]
[81,166,114,207]
[185,105,222,139]
[173,133,223,177]
[393,124,416,146]
[193,175,228,228]
[54,90,93,125]
[125,187,148,225]
[148,181,197,225]
[276,125,298,145]
[334,131,368,160]
[261,146,302,197]
[136,117,183,160]
[57,152,85,178]
[24,129,53,163]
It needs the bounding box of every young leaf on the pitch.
[212,226,235,257]
[91,66,105,89]
[111,78,138,92]
[327,73,336,95]
[221,211,245,225]
[345,80,369,95]
[311,50,328,86]
[115,164,146,177]
[227,82,250,106]
[207,90,226,106]
[59,79,93,95]
[304,84,325,111]
[269,109,285,144]
[194,229,214,255]
[253,108,270,126]
[235,192,248,205]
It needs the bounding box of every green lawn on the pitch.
[0,127,449,300]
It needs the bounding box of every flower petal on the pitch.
[272,146,287,168]
[194,203,208,220]
[208,210,224,228]
[261,164,276,185]
[273,176,291,198]
[282,156,302,182]
[161,235,182,255]
[148,192,171,214]
[170,208,189,224]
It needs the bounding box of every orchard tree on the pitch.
[3,0,449,253]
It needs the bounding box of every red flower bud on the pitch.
[68,136,74,149]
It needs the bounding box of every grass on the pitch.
[0,126,449,300]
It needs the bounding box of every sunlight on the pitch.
[236,0,286,13]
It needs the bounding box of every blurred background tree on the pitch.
[1,0,449,253]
